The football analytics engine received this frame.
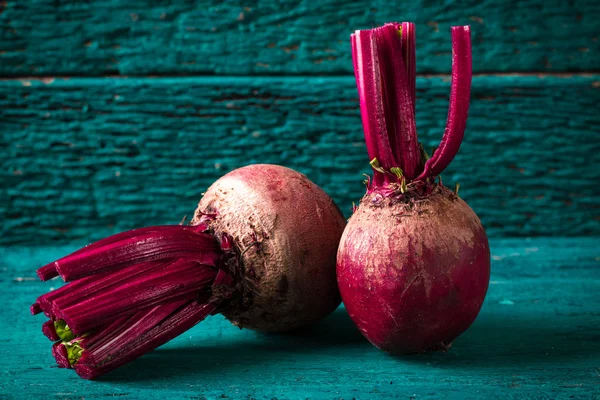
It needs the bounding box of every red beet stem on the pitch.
[36,227,181,281]
[352,23,419,183]
[352,29,397,186]
[37,264,59,281]
[377,23,419,180]
[74,300,216,380]
[49,265,235,378]
[52,341,71,369]
[42,320,60,341]
[57,259,218,334]
[401,22,416,117]
[36,227,173,282]
[76,303,185,366]
[30,303,42,315]
[77,225,206,257]
[416,26,472,180]
[50,259,174,319]
[33,260,174,319]
[35,220,237,378]
[33,273,100,317]
[52,317,129,369]
[37,225,221,282]
[52,298,220,379]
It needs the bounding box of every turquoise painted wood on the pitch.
[1,238,598,399]
[2,75,599,244]
[2,1,599,399]
[1,0,598,76]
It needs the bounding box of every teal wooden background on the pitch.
[1,0,600,244]
[1,1,600,398]
[1,1,599,75]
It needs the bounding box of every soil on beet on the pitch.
[192,164,346,332]
[337,186,490,353]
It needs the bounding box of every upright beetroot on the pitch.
[337,23,490,354]
[33,164,345,379]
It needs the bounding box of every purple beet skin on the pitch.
[337,22,490,354]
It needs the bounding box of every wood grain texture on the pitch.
[1,238,598,399]
[2,75,599,244]
[1,0,598,76]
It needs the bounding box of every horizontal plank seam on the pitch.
[1,72,600,81]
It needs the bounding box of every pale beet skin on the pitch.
[193,164,345,332]
[337,187,490,353]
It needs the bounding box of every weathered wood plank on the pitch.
[1,0,598,76]
[2,238,599,399]
[1,75,599,244]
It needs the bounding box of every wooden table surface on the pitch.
[2,1,599,398]
[1,1,599,245]
[2,238,598,399]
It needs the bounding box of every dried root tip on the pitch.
[431,341,453,353]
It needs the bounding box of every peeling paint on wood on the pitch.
[2,238,599,398]
[1,0,598,75]
[1,1,599,398]
[1,75,599,244]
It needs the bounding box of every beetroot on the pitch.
[32,164,345,378]
[337,23,490,354]
[194,164,344,332]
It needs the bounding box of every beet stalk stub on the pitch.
[32,164,345,379]
[338,23,490,354]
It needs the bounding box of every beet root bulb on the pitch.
[338,23,490,353]
[194,164,345,332]
[32,164,345,378]
[337,187,490,353]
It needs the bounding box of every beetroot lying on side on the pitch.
[337,22,490,354]
[32,164,345,379]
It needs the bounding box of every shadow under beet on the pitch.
[101,306,600,381]
[102,307,368,382]
[394,312,600,369]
